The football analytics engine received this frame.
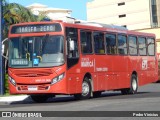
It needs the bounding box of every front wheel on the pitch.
[121,74,138,95]
[74,77,91,100]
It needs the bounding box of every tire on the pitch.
[129,74,138,94]
[74,77,91,100]
[121,74,138,95]
[31,94,50,103]
[93,91,102,98]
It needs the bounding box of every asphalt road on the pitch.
[0,83,160,120]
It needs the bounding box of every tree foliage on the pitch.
[2,0,50,38]
[3,3,37,23]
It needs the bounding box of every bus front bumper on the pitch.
[8,80,67,95]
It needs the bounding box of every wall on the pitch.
[87,0,151,30]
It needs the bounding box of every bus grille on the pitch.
[13,69,53,77]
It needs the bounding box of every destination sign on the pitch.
[11,23,61,34]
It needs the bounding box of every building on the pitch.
[157,0,160,26]
[87,0,160,52]
[26,3,72,21]
[87,0,160,30]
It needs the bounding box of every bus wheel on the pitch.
[31,94,50,103]
[129,74,138,94]
[93,91,102,98]
[74,77,91,100]
[121,74,138,95]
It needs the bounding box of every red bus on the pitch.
[7,20,158,102]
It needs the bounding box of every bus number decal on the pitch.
[81,58,94,67]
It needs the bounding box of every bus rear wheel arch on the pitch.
[121,74,138,95]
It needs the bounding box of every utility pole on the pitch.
[0,0,5,95]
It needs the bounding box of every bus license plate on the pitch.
[28,86,37,91]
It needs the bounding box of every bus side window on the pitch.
[147,38,155,56]
[138,37,147,56]
[118,34,127,55]
[105,33,117,54]
[129,36,138,55]
[94,32,105,54]
[80,31,93,54]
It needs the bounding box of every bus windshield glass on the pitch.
[9,35,64,68]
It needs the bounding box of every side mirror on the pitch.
[69,40,75,51]
[67,37,75,51]
[2,38,9,59]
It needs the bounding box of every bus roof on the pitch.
[74,21,128,31]
[10,20,155,38]
[63,21,155,37]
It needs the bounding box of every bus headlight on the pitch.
[9,76,16,86]
[51,73,65,85]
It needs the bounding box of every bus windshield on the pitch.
[9,35,64,68]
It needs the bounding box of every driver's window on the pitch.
[66,27,79,69]
[66,27,79,58]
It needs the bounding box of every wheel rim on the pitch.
[82,81,89,96]
[132,78,137,91]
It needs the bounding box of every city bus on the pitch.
[6,20,158,102]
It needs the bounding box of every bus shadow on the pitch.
[98,91,151,100]
[10,95,76,105]
[9,91,154,105]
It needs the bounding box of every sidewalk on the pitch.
[0,95,30,104]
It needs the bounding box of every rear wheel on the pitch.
[74,77,91,100]
[129,74,138,94]
[121,74,138,95]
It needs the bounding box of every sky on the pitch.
[8,0,93,20]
